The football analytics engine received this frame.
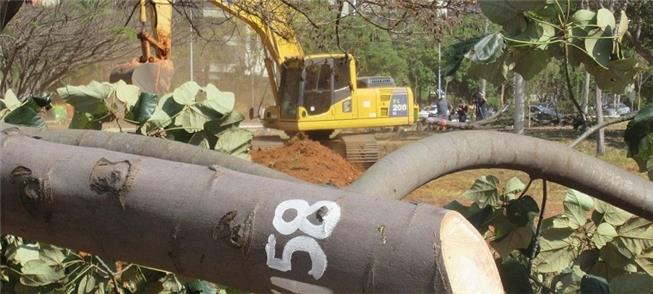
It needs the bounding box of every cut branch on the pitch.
[349,131,653,219]
[569,112,637,148]
[1,131,503,293]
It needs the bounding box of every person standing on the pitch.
[474,91,488,120]
[457,102,469,123]
[436,91,449,120]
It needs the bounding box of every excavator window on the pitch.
[303,61,332,115]
[279,67,302,119]
[333,58,352,104]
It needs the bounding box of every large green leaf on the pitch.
[584,28,613,68]
[478,0,545,34]
[491,225,533,257]
[592,223,617,249]
[463,175,501,208]
[497,257,531,294]
[572,9,597,29]
[175,104,222,133]
[564,190,593,229]
[3,89,21,110]
[503,177,526,200]
[19,259,65,286]
[69,111,103,130]
[596,8,616,31]
[608,273,653,294]
[172,81,202,105]
[616,10,629,43]
[57,81,112,116]
[506,195,539,226]
[586,58,641,94]
[10,244,40,266]
[443,201,492,231]
[512,48,551,80]
[114,80,140,108]
[555,265,585,293]
[202,83,235,115]
[615,217,653,257]
[635,248,653,276]
[467,53,511,86]
[600,241,638,271]
[185,280,218,294]
[204,111,245,136]
[465,33,506,64]
[127,92,158,124]
[214,128,253,159]
[533,227,577,273]
[188,132,211,149]
[594,200,632,226]
[4,104,45,128]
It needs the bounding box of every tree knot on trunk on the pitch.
[212,210,256,256]
[89,158,138,209]
[10,166,53,222]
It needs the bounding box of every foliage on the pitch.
[0,89,52,128]
[449,0,641,94]
[58,80,252,160]
[0,235,241,293]
[451,176,653,293]
[624,103,653,180]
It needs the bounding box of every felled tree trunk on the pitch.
[0,130,503,293]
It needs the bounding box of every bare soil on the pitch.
[251,137,362,188]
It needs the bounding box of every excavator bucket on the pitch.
[109,59,174,94]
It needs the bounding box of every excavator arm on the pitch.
[208,0,304,104]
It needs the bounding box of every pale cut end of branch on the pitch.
[440,211,504,293]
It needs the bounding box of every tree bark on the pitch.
[513,73,525,134]
[595,86,606,155]
[582,72,590,114]
[0,131,503,293]
[348,131,653,220]
[1,123,298,183]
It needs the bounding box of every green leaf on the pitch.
[615,217,653,257]
[463,175,500,208]
[140,109,172,135]
[204,111,245,136]
[555,265,585,294]
[533,227,577,273]
[128,92,158,124]
[572,9,597,29]
[592,223,617,249]
[503,177,526,200]
[584,28,613,68]
[586,57,641,94]
[77,273,96,294]
[580,274,608,294]
[465,33,506,64]
[506,195,539,226]
[443,201,492,231]
[185,280,218,294]
[497,257,531,294]
[564,190,593,229]
[600,241,637,270]
[478,0,544,34]
[594,200,632,226]
[4,104,45,128]
[635,248,653,276]
[625,105,653,174]
[69,111,103,130]
[616,10,629,43]
[57,81,112,116]
[19,259,65,286]
[188,132,211,149]
[3,89,21,110]
[39,245,65,267]
[114,80,140,108]
[491,225,533,257]
[596,8,616,31]
[202,83,235,115]
[175,104,221,133]
[512,48,551,80]
[609,273,653,294]
[214,128,253,159]
[172,81,202,105]
[10,244,40,266]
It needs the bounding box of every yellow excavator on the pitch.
[109,0,417,164]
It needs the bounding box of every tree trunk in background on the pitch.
[595,86,605,155]
[513,73,525,134]
[500,83,505,108]
[582,72,590,114]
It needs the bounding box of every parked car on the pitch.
[419,105,438,121]
[603,103,631,117]
[530,103,561,124]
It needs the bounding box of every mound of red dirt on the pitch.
[251,138,361,187]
